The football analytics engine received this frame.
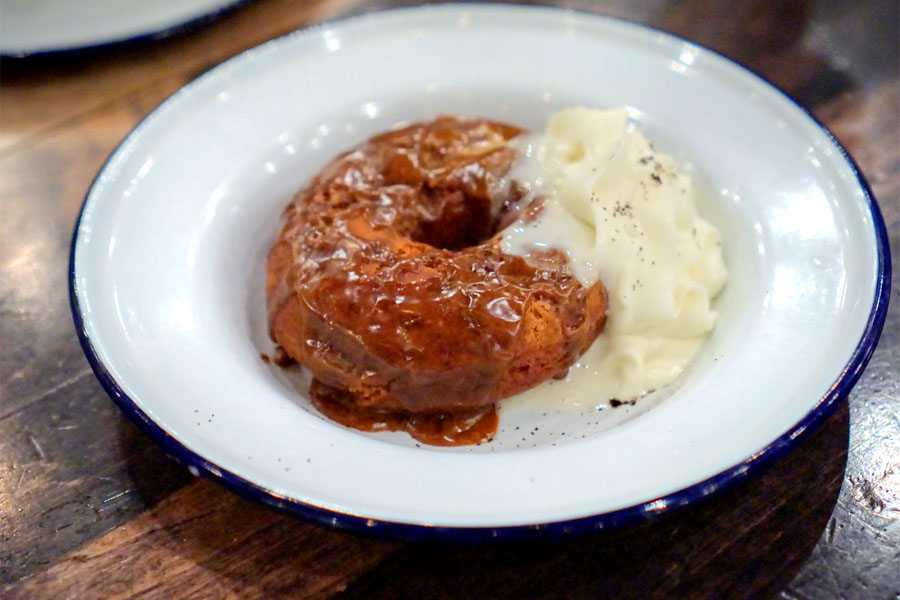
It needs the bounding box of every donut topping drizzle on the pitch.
[266,116,607,445]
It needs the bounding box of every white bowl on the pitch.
[0,0,247,57]
[70,4,890,539]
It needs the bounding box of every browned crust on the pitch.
[266,116,607,415]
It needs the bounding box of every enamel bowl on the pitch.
[0,0,247,57]
[70,4,890,539]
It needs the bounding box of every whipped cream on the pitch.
[500,107,727,402]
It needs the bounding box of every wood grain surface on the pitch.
[2,0,898,598]
[5,479,398,599]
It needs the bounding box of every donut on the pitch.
[266,116,607,445]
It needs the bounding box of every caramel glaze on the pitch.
[266,116,607,445]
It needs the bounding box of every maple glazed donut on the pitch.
[266,116,607,445]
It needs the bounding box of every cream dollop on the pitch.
[500,107,727,402]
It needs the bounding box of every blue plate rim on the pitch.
[68,3,892,542]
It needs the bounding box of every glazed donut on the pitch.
[266,116,607,445]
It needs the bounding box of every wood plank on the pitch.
[337,404,851,600]
[1,79,204,584]
[5,478,399,599]
[0,77,189,419]
[814,80,900,209]
[4,401,846,599]
[0,0,362,155]
[0,375,193,586]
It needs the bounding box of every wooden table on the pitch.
[2,1,897,597]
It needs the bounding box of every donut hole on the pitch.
[408,189,494,251]
[374,118,524,252]
[405,181,532,252]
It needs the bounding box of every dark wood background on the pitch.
[2,1,898,598]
